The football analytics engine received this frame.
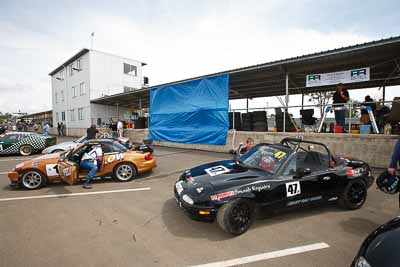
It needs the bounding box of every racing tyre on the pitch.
[217,198,256,235]
[21,169,47,190]
[338,179,367,210]
[19,145,33,156]
[113,163,136,182]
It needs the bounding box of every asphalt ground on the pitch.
[0,137,398,267]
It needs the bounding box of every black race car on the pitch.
[352,216,400,267]
[174,138,374,235]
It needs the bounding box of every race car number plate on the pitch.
[286,181,301,197]
[205,165,230,177]
[175,181,184,195]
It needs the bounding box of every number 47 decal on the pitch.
[286,181,301,197]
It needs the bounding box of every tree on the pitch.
[306,90,334,118]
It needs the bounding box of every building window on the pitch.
[69,64,74,76]
[58,70,64,80]
[123,63,137,76]
[72,86,77,97]
[55,92,58,103]
[60,91,64,101]
[76,59,82,70]
[61,112,66,121]
[80,82,86,95]
[56,112,59,123]
[69,109,75,121]
[78,108,84,120]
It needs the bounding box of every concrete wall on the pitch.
[124,129,398,168]
[89,50,143,100]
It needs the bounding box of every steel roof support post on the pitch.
[139,97,142,117]
[246,98,249,114]
[116,103,119,121]
[284,72,289,133]
[382,86,386,103]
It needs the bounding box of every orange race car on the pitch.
[8,139,156,190]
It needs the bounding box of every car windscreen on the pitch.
[239,145,291,174]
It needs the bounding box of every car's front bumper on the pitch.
[174,188,217,222]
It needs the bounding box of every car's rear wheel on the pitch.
[19,145,33,156]
[113,163,136,182]
[21,169,47,190]
[338,179,367,210]
[217,198,255,235]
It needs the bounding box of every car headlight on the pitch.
[355,256,371,267]
[182,194,194,205]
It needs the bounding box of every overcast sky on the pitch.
[0,0,399,114]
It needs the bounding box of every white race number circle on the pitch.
[205,165,230,177]
[286,181,301,197]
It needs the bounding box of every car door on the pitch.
[58,159,79,185]
[282,153,324,208]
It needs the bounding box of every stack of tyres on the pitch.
[242,113,252,131]
[134,117,147,129]
[252,111,268,132]
[229,112,242,130]
[275,112,296,132]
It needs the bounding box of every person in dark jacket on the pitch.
[86,124,99,140]
[332,83,349,127]
[388,139,400,175]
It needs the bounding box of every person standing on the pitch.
[57,123,62,136]
[388,139,400,175]
[332,83,349,127]
[80,144,103,189]
[117,120,124,138]
[43,123,50,136]
[86,124,99,140]
[60,122,65,136]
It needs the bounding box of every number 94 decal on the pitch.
[286,181,301,197]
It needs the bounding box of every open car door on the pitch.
[58,161,79,185]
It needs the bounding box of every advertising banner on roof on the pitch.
[306,67,370,87]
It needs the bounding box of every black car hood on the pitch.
[355,216,400,267]
[186,160,272,186]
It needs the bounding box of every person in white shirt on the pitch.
[117,120,124,138]
[80,144,103,189]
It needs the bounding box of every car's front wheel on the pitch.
[217,198,256,235]
[113,163,136,182]
[19,145,33,156]
[338,179,367,210]
[21,169,47,190]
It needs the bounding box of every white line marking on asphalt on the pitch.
[190,242,330,267]
[0,172,8,175]
[0,188,151,202]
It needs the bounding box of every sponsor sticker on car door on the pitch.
[286,181,301,197]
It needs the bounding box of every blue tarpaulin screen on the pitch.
[149,74,229,145]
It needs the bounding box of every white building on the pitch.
[49,48,148,136]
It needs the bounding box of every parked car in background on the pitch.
[0,132,56,156]
[42,135,86,154]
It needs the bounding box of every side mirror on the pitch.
[294,167,311,178]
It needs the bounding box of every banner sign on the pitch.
[306,67,370,87]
